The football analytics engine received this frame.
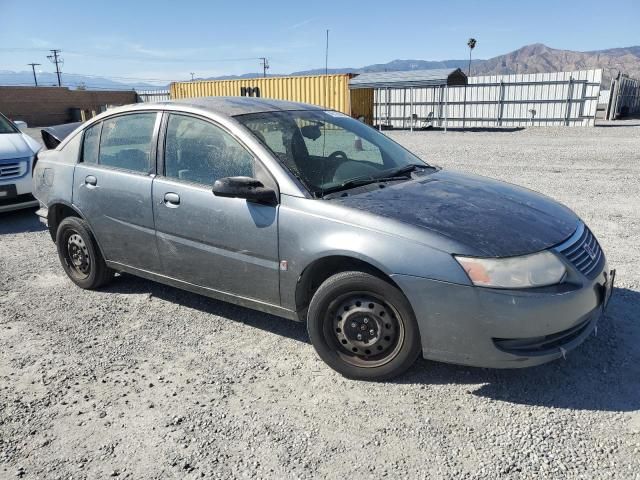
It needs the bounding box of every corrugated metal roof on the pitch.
[349,68,466,89]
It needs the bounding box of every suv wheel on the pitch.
[56,217,114,289]
[307,271,421,381]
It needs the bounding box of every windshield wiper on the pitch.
[320,172,416,196]
[318,164,431,197]
[379,164,431,177]
[316,163,433,197]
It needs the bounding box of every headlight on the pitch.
[454,251,566,289]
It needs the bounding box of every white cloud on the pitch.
[286,18,314,31]
[29,38,53,48]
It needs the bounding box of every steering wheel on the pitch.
[327,150,349,162]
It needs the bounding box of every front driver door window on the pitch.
[164,114,254,184]
[152,114,280,304]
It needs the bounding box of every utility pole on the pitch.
[325,30,329,77]
[324,29,329,108]
[260,57,269,78]
[27,63,41,86]
[47,49,63,86]
[190,72,195,81]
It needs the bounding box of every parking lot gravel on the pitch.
[1,123,639,479]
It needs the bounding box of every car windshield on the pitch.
[236,110,431,196]
[0,114,19,134]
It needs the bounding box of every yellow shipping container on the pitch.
[170,74,373,124]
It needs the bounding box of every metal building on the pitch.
[349,68,468,129]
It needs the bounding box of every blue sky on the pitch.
[1,0,638,84]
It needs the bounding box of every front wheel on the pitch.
[307,271,421,381]
[56,216,114,289]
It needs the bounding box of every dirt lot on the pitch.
[1,124,640,479]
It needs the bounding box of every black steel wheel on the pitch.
[329,293,404,368]
[307,271,421,380]
[56,216,114,289]
[64,231,91,279]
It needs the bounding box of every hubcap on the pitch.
[66,232,90,276]
[330,295,403,366]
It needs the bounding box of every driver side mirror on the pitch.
[212,176,278,205]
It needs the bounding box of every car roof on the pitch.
[154,96,325,117]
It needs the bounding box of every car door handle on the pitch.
[163,192,180,207]
[85,175,97,187]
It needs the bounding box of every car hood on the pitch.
[0,133,40,160]
[333,170,579,257]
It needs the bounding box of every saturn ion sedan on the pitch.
[32,97,615,380]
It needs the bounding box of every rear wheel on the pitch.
[56,217,113,289]
[307,271,421,380]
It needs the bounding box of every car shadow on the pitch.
[105,274,640,412]
[0,208,46,234]
[104,273,310,344]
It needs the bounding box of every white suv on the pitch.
[0,113,42,212]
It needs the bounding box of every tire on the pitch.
[307,271,421,381]
[55,216,114,289]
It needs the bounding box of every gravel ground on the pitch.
[1,123,640,479]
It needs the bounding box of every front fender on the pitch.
[278,196,471,311]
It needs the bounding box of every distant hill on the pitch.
[1,43,638,90]
[471,43,640,85]
[0,70,159,90]
[289,59,472,76]
[204,44,640,85]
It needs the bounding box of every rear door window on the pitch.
[98,113,157,173]
[82,122,101,164]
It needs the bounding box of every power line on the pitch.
[63,51,264,64]
[46,49,63,86]
[0,48,48,52]
[1,46,268,65]
[27,63,40,86]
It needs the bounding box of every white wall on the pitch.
[374,69,603,128]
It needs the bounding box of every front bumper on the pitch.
[0,170,38,213]
[392,265,614,368]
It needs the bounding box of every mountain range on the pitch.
[1,43,638,90]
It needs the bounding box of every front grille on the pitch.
[0,193,35,207]
[556,223,604,279]
[0,158,28,179]
[493,317,593,355]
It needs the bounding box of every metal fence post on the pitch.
[565,76,574,126]
[577,80,587,126]
[402,88,407,129]
[410,87,414,132]
[462,84,467,130]
[386,87,390,128]
[444,85,448,132]
[438,85,444,127]
[497,80,504,126]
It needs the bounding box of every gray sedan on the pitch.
[32,97,615,380]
